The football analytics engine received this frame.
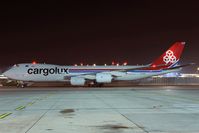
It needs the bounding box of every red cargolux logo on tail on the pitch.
[163,50,176,64]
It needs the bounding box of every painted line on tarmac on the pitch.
[0,94,52,120]
[15,106,26,111]
[0,113,12,119]
[27,101,36,106]
[15,94,51,111]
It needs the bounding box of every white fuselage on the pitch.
[3,63,180,82]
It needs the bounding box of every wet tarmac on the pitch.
[0,86,199,133]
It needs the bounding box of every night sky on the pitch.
[0,1,198,72]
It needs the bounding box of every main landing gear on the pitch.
[88,82,104,87]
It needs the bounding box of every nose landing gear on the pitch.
[16,81,30,88]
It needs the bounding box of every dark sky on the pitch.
[0,1,198,72]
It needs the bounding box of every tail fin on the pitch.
[150,42,185,70]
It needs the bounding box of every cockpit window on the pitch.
[14,64,19,67]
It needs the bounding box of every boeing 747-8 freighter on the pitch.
[2,42,191,87]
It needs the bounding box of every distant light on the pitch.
[87,64,89,66]
[116,63,119,66]
[104,64,107,66]
[197,67,199,71]
[112,61,115,65]
[151,64,156,68]
[93,64,96,66]
[181,42,186,45]
[74,64,77,66]
[80,63,83,66]
[123,62,128,66]
[32,61,37,64]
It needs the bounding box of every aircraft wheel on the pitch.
[21,84,25,88]
[93,83,104,87]
[19,84,27,88]
[97,83,104,87]
[88,82,104,87]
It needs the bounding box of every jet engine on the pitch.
[70,77,86,85]
[96,73,113,83]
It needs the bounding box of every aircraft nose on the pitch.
[2,70,9,77]
[2,67,12,77]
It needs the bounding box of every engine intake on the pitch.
[70,77,85,85]
[96,73,112,83]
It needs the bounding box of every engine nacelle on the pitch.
[96,73,113,83]
[70,77,86,86]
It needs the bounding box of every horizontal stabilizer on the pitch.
[163,63,195,70]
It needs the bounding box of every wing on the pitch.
[162,63,195,70]
[64,63,194,81]
[64,64,167,80]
